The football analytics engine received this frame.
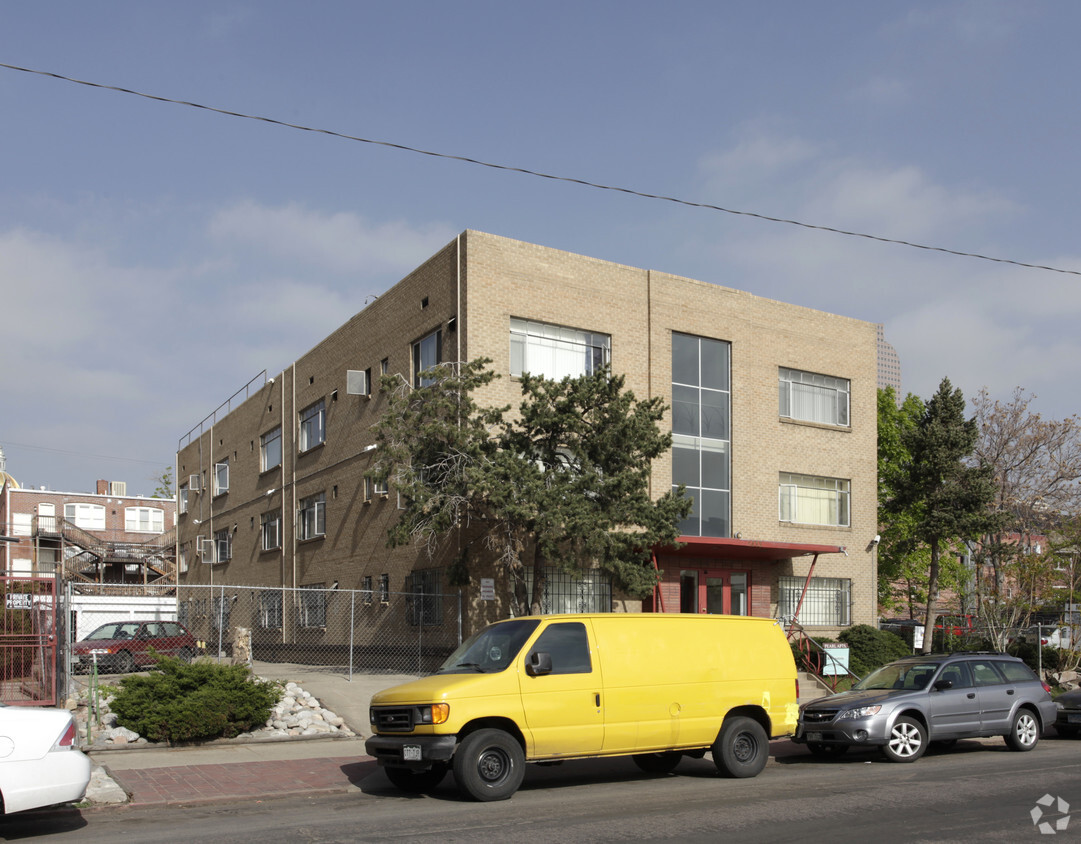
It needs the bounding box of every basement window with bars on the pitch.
[524,567,612,614]
[408,569,443,626]
[298,584,327,628]
[259,590,282,629]
[778,576,852,626]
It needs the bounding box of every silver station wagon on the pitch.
[793,652,1056,762]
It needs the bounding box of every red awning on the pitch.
[656,535,845,562]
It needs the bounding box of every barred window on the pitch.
[362,575,373,605]
[778,576,851,626]
[409,569,443,626]
[298,584,326,628]
[524,567,612,614]
[259,590,282,628]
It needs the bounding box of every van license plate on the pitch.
[807,732,823,742]
[403,745,422,761]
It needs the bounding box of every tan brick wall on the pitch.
[175,230,879,635]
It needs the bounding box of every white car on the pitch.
[0,703,91,814]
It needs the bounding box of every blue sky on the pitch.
[2,1,1079,495]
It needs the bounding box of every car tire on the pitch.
[807,742,849,758]
[631,751,682,774]
[384,763,448,793]
[178,647,194,663]
[117,651,137,674]
[712,716,769,778]
[1005,709,1040,752]
[881,716,926,763]
[453,729,525,802]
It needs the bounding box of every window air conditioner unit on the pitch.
[189,475,201,492]
[108,481,127,496]
[346,369,370,397]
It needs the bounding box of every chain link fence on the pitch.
[63,583,464,683]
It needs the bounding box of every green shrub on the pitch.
[110,656,281,743]
[837,624,912,676]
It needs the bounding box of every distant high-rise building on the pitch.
[877,324,902,397]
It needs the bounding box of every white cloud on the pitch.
[207,201,456,276]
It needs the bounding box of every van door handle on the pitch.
[595,693,601,708]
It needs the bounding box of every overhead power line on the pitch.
[2,61,1078,277]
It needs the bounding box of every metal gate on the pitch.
[0,576,58,705]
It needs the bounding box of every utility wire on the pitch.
[2,61,1078,277]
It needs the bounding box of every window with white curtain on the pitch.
[510,318,610,380]
[778,472,850,527]
[125,507,164,533]
[779,367,849,426]
[64,503,106,530]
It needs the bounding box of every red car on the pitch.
[71,621,199,673]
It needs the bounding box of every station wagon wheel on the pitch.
[1006,709,1040,752]
[712,716,768,778]
[632,751,682,774]
[453,729,525,801]
[117,651,137,674]
[384,762,448,793]
[881,716,926,762]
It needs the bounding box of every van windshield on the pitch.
[437,619,541,674]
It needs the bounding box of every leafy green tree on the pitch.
[886,378,1002,653]
[372,358,693,615]
[152,466,174,499]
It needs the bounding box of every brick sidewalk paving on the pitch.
[106,757,379,806]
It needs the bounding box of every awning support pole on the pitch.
[789,552,820,634]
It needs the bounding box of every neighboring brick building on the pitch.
[0,478,177,585]
[176,230,877,643]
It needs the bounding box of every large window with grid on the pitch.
[64,503,106,530]
[778,576,852,626]
[779,368,850,427]
[510,318,611,380]
[125,507,164,533]
[524,567,612,614]
[778,472,850,527]
[671,332,731,538]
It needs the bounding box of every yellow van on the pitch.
[365,613,798,800]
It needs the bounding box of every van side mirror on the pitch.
[526,651,553,677]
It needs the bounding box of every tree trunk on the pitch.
[921,540,941,654]
[529,543,546,616]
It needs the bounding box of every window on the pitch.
[524,567,612,614]
[64,503,105,530]
[215,528,232,563]
[261,426,282,471]
[261,511,282,550]
[362,575,373,605]
[527,622,593,674]
[214,459,229,495]
[298,584,327,627]
[671,333,731,538]
[779,368,850,427]
[510,318,610,380]
[179,485,189,514]
[413,329,442,387]
[297,492,326,540]
[779,472,850,527]
[179,546,188,574]
[409,569,443,625]
[379,573,389,603]
[380,358,389,376]
[259,591,282,628]
[125,507,164,533]
[778,576,851,626]
[299,401,326,452]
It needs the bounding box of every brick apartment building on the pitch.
[175,230,877,647]
[0,478,177,585]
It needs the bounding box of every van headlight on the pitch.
[416,704,450,725]
[838,705,881,720]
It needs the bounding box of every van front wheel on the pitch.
[453,729,525,802]
[712,716,768,778]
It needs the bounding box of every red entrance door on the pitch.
[679,569,749,615]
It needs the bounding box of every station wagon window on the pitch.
[971,662,1004,686]
[937,662,973,689]
[995,661,1037,684]
[528,622,592,675]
